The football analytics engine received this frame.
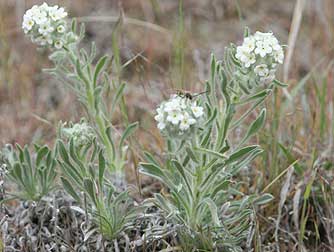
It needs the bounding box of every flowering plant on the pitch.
[140,29,284,250]
[17,2,141,243]
[22,2,76,49]
[2,2,290,249]
[21,3,138,174]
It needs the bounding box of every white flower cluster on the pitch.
[22,3,72,49]
[62,122,95,147]
[155,95,204,137]
[235,31,284,85]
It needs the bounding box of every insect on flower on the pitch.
[175,89,208,100]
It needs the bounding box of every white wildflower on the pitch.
[22,3,72,50]
[157,121,166,130]
[243,37,256,52]
[273,47,284,64]
[236,48,256,68]
[235,31,284,86]
[179,113,196,131]
[254,31,272,41]
[54,40,64,49]
[38,21,54,35]
[49,6,67,21]
[244,52,256,68]
[22,18,34,33]
[25,5,40,18]
[32,10,48,25]
[254,40,270,57]
[154,113,164,122]
[56,25,65,33]
[39,2,50,12]
[179,120,190,131]
[167,110,184,125]
[164,99,181,113]
[191,105,204,118]
[155,94,204,138]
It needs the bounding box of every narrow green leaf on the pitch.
[79,23,86,40]
[61,177,81,203]
[241,108,266,145]
[71,18,77,33]
[143,152,160,167]
[139,162,166,183]
[200,126,212,148]
[210,53,216,85]
[23,146,33,181]
[230,148,263,175]
[105,126,116,161]
[200,198,221,226]
[273,79,288,87]
[93,55,109,88]
[110,82,126,116]
[36,146,49,167]
[75,59,90,90]
[83,178,97,205]
[15,144,24,163]
[69,138,86,174]
[98,150,106,188]
[89,42,97,62]
[12,162,23,184]
[171,160,193,198]
[225,145,260,165]
[253,193,274,206]
[154,193,172,213]
[204,108,217,127]
[235,89,271,105]
[231,95,267,129]
[57,140,70,164]
[185,147,199,164]
[119,122,138,149]
[205,81,212,105]
[195,147,227,160]
[57,160,83,187]
[244,27,250,37]
[239,81,251,94]
[211,180,231,198]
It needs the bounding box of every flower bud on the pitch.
[62,121,95,147]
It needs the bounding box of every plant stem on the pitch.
[66,45,117,172]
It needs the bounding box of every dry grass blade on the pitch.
[275,165,295,252]
[293,181,302,235]
[159,246,182,252]
[283,0,306,83]
[262,160,299,193]
[15,0,24,27]
[77,15,172,41]
[329,101,334,152]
